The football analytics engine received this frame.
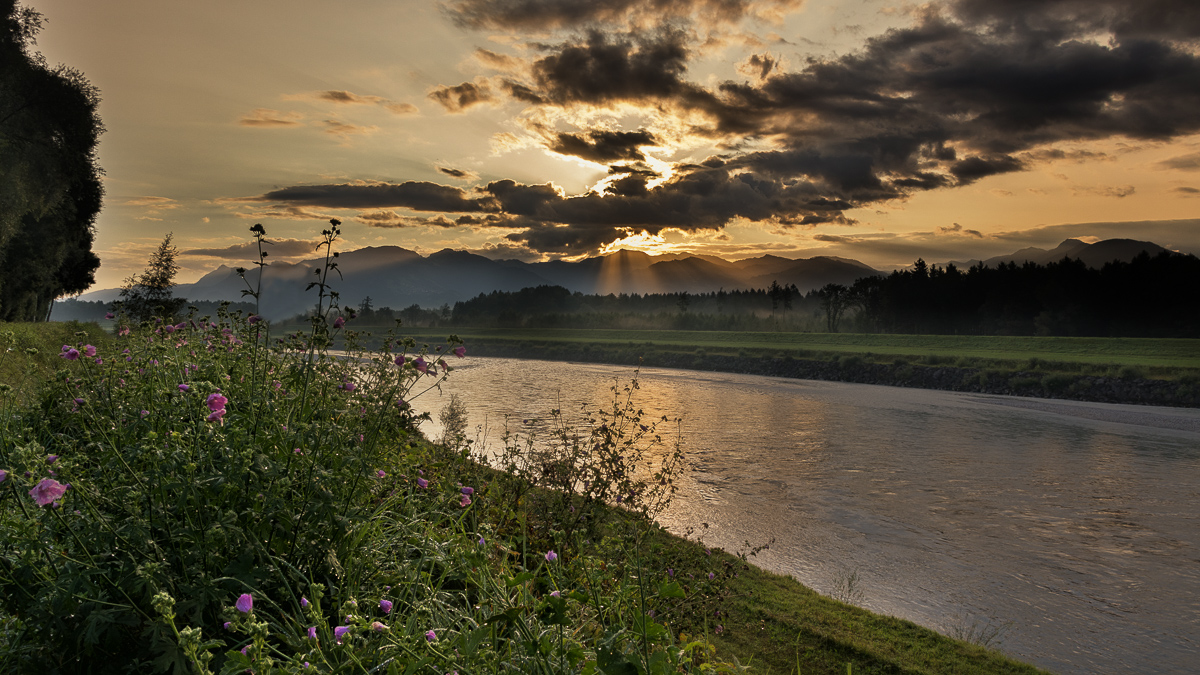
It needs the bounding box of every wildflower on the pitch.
[545,550,558,562]
[206,393,228,411]
[715,625,724,634]
[417,477,428,488]
[425,630,436,642]
[307,626,317,640]
[339,381,356,392]
[413,357,428,374]
[83,345,96,357]
[333,316,345,329]
[73,398,84,405]
[453,346,466,358]
[708,572,715,580]
[301,597,309,608]
[61,348,79,361]
[371,621,388,633]
[140,410,149,417]
[248,315,262,324]
[206,409,226,423]
[29,479,68,507]
[240,646,248,655]
[376,470,386,478]
[119,327,131,336]
[550,590,560,597]
[294,448,302,454]
[223,622,231,630]
[667,568,674,577]
[236,593,253,613]
[396,398,409,410]
[105,312,115,319]
[164,325,175,334]
[46,454,59,464]
[380,599,393,614]
[94,357,103,364]
[0,470,7,483]
[477,535,485,546]
[334,626,349,644]
[459,494,472,507]
[394,355,405,366]
[460,486,474,496]
[178,384,189,392]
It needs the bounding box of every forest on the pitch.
[446,250,1200,338]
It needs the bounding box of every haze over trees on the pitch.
[0,0,103,321]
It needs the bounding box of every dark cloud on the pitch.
[318,90,386,104]
[253,182,498,212]
[320,120,378,137]
[438,167,480,180]
[938,222,984,238]
[547,129,658,162]
[444,0,803,31]
[739,53,777,79]
[1158,152,1200,171]
[428,81,494,112]
[1173,186,1200,194]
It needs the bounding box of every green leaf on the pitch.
[656,581,685,599]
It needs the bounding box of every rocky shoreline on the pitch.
[464,341,1200,409]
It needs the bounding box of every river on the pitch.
[409,357,1200,674]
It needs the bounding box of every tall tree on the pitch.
[113,233,185,324]
[0,0,103,321]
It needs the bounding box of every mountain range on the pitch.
[76,237,1172,319]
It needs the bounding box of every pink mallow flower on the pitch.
[206,393,228,411]
[416,478,428,488]
[376,469,386,478]
[178,384,189,392]
[236,593,253,613]
[206,409,227,423]
[413,357,428,374]
[333,316,345,329]
[83,345,96,357]
[371,621,388,633]
[334,626,349,644]
[459,494,472,508]
[307,626,317,640]
[248,315,262,325]
[29,478,68,507]
[424,630,436,642]
[0,469,6,483]
[61,348,79,361]
[545,550,558,562]
[453,346,466,358]
[380,599,393,614]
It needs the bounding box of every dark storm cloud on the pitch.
[254,183,498,212]
[428,81,494,112]
[546,129,658,162]
[268,0,1200,255]
[444,0,803,31]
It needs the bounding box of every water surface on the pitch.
[412,358,1200,674]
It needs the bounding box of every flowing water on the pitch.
[411,357,1200,674]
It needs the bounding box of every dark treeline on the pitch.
[845,251,1200,337]
[52,298,256,323]
[449,283,825,331]
[446,251,1200,337]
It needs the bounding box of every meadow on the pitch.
[0,315,1050,674]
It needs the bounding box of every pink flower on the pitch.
[550,590,560,597]
[61,348,79,361]
[301,597,309,608]
[413,357,428,374]
[380,599,393,614]
[453,346,466,358]
[459,494,472,507]
[545,550,557,562]
[46,455,59,464]
[83,345,96,357]
[29,479,68,507]
[206,393,228,411]
[236,593,253,613]
[416,478,428,488]
[223,622,231,630]
[339,381,356,392]
[0,469,8,483]
[333,316,345,329]
[248,315,262,325]
[105,312,115,320]
[371,621,388,633]
[178,384,189,392]
[334,626,349,643]
[424,630,436,642]
[164,325,175,334]
[376,470,386,478]
[206,409,227,423]
[307,626,317,640]
[394,355,405,366]
[460,486,474,495]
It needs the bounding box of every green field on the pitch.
[379,327,1200,371]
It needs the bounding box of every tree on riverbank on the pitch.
[0,0,103,321]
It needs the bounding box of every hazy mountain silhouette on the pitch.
[948,238,1168,269]
[74,237,1171,319]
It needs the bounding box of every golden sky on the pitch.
[30,0,1200,288]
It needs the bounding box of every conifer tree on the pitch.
[113,233,186,323]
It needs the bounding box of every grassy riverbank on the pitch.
[1,319,1049,674]
[374,327,1200,408]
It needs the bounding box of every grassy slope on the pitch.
[3,321,1053,674]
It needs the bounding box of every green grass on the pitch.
[373,326,1200,371]
[0,321,115,404]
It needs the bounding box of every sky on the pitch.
[28,0,1200,289]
